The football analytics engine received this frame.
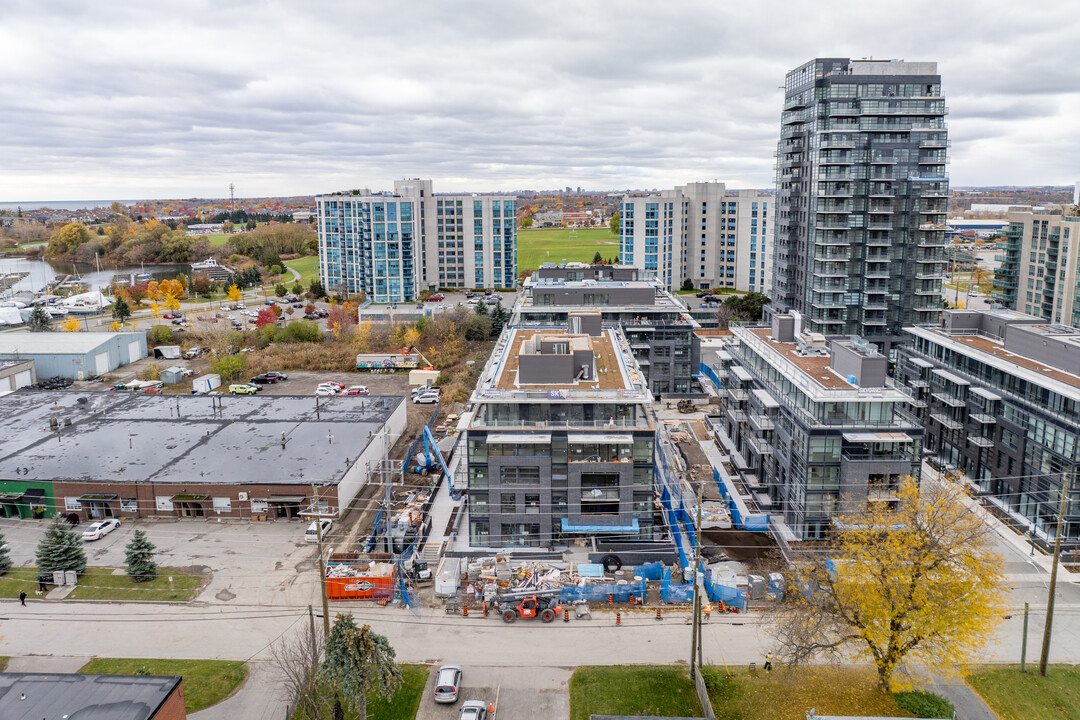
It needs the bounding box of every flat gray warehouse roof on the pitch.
[0,391,403,485]
[0,673,181,720]
[0,331,144,354]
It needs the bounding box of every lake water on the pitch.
[0,200,141,212]
[0,256,185,295]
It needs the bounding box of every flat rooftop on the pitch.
[746,327,853,390]
[0,673,180,720]
[910,325,1080,392]
[0,331,144,355]
[0,391,403,485]
[475,326,649,400]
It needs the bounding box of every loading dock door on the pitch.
[14,370,33,389]
[94,351,110,375]
[127,340,141,362]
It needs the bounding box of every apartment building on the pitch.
[316,179,516,304]
[898,310,1080,553]
[461,315,656,547]
[771,58,949,352]
[619,182,770,294]
[512,263,701,395]
[994,208,1080,326]
[711,314,922,540]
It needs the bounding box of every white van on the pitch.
[305,518,332,543]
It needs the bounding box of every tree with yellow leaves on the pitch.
[110,321,122,332]
[355,321,373,352]
[61,316,81,332]
[159,278,184,312]
[771,476,1004,690]
[227,285,242,303]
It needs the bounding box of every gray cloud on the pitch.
[1,0,1078,200]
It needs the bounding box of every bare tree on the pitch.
[714,303,738,331]
[271,613,332,720]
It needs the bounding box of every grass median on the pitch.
[79,658,247,713]
[65,567,203,602]
[569,665,702,720]
[967,664,1080,720]
[0,568,42,598]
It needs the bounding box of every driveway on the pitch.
[415,665,571,720]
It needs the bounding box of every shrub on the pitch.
[148,325,174,345]
[139,363,161,381]
[211,354,248,382]
[280,320,322,343]
[894,691,954,718]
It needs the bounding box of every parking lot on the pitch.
[0,515,327,606]
[415,665,570,720]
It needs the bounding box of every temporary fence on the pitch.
[657,566,748,609]
[559,578,646,604]
[633,561,665,582]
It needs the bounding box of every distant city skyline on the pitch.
[2,0,1078,201]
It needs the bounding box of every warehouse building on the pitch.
[0,358,35,393]
[0,673,187,720]
[0,331,147,379]
[0,391,406,521]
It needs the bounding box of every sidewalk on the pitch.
[929,676,999,720]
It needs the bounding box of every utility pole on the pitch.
[1020,602,1029,671]
[308,604,318,679]
[690,482,704,678]
[1039,473,1070,676]
[312,483,331,635]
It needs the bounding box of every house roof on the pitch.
[0,673,181,720]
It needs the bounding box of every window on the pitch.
[501,494,517,513]
[525,495,540,514]
[121,498,138,513]
[65,497,82,511]
[500,467,541,485]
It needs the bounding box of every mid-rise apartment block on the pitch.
[994,208,1080,326]
[512,263,701,395]
[619,182,770,294]
[710,314,922,539]
[771,58,949,351]
[898,310,1080,553]
[461,315,656,547]
[316,179,516,304]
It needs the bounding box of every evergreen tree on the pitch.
[35,516,87,581]
[592,251,603,264]
[490,301,508,336]
[112,295,132,323]
[309,279,327,298]
[124,530,158,583]
[474,300,488,316]
[320,613,402,720]
[27,306,52,332]
[0,530,12,574]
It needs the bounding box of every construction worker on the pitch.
[764,652,773,672]
[702,602,712,622]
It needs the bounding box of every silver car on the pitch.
[458,700,489,720]
[434,664,462,704]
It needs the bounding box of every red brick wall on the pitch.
[154,680,187,720]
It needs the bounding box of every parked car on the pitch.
[414,391,440,404]
[434,665,462,704]
[695,291,713,298]
[162,313,178,319]
[292,303,304,309]
[345,385,369,396]
[229,383,259,395]
[485,296,499,305]
[265,371,288,381]
[305,519,333,543]
[249,373,279,384]
[316,310,329,318]
[185,347,202,359]
[171,318,187,326]
[466,297,480,305]
[314,386,338,397]
[425,294,444,302]
[320,381,345,391]
[265,300,276,306]
[82,518,120,541]
[457,700,490,720]
[484,289,493,296]
[412,385,439,397]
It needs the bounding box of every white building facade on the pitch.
[619,182,769,295]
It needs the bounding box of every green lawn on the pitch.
[64,567,204,602]
[517,227,619,272]
[78,658,248,713]
[569,665,703,720]
[967,665,1080,720]
[0,567,40,598]
[367,664,430,720]
[706,666,916,720]
[206,233,233,247]
[285,255,319,286]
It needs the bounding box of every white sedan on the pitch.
[82,518,121,541]
[315,386,339,397]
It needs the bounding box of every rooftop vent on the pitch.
[794,331,829,357]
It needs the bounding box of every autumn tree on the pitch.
[61,316,81,332]
[227,284,242,303]
[608,210,620,235]
[255,307,278,328]
[320,613,402,720]
[771,477,1005,690]
[191,273,214,298]
[47,222,92,255]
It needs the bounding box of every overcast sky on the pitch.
[2,0,1078,201]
